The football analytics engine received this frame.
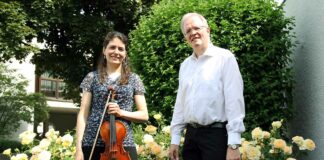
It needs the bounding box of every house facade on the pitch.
[7,51,79,140]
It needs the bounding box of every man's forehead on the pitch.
[184,16,204,27]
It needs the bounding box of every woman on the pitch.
[75,31,149,160]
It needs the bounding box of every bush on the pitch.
[133,112,184,160]
[2,114,176,160]
[0,139,22,152]
[1,129,75,160]
[129,0,295,131]
[2,120,316,160]
[240,120,316,160]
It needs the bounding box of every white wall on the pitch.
[284,0,324,159]
[6,54,36,141]
[7,54,36,93]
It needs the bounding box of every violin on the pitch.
[89,86,130,160]
[100,87,130,160]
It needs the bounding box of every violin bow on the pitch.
[89,86,114,160]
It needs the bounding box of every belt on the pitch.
[188,121,227,129]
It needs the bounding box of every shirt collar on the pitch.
[190,43,215,60]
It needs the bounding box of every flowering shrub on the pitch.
[2,129,75,160]
[2,119,316,160]
[240,120,316,160]
[133,112,184,160]
[3,113,180,160]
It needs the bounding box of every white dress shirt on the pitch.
[170,43,245,145]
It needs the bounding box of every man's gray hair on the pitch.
[180,13,209,35]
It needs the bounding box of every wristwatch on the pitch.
[228,144,239,150]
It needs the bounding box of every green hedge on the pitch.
[129,0,295,131]
[0,139,22,152]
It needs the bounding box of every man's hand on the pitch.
[169,144,180,160]
[226,147,241,160]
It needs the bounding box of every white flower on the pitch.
[153,114,162,120]
[19,130,36,145]
[143,134,154,144]
[62,134,74,148]
[55,136,62,144]
[162,126,170,134]
[39,139,51,149]
[245,145,261,160]
[136,145,145,155]
[145,125,157,134]
[45,128,59,140]
[262,131,271,139]
[31,146,42,154]
[251,127,263,140]
[271,121,282,129]
[273,139,286,150]
[300,139,316,151]
[292,136,304,147]
[3,148,11,156]
[283,146,292,155]
[11,153,28,160]
[38,150,51,160]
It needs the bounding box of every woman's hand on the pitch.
[107,102,124,117]
[106,95,148,122]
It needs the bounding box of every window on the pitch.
[36,72,66,99]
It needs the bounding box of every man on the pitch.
[169,13,245,160]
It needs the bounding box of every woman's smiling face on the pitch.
[103,37,126,65]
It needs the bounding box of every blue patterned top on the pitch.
[80,71,145,147]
